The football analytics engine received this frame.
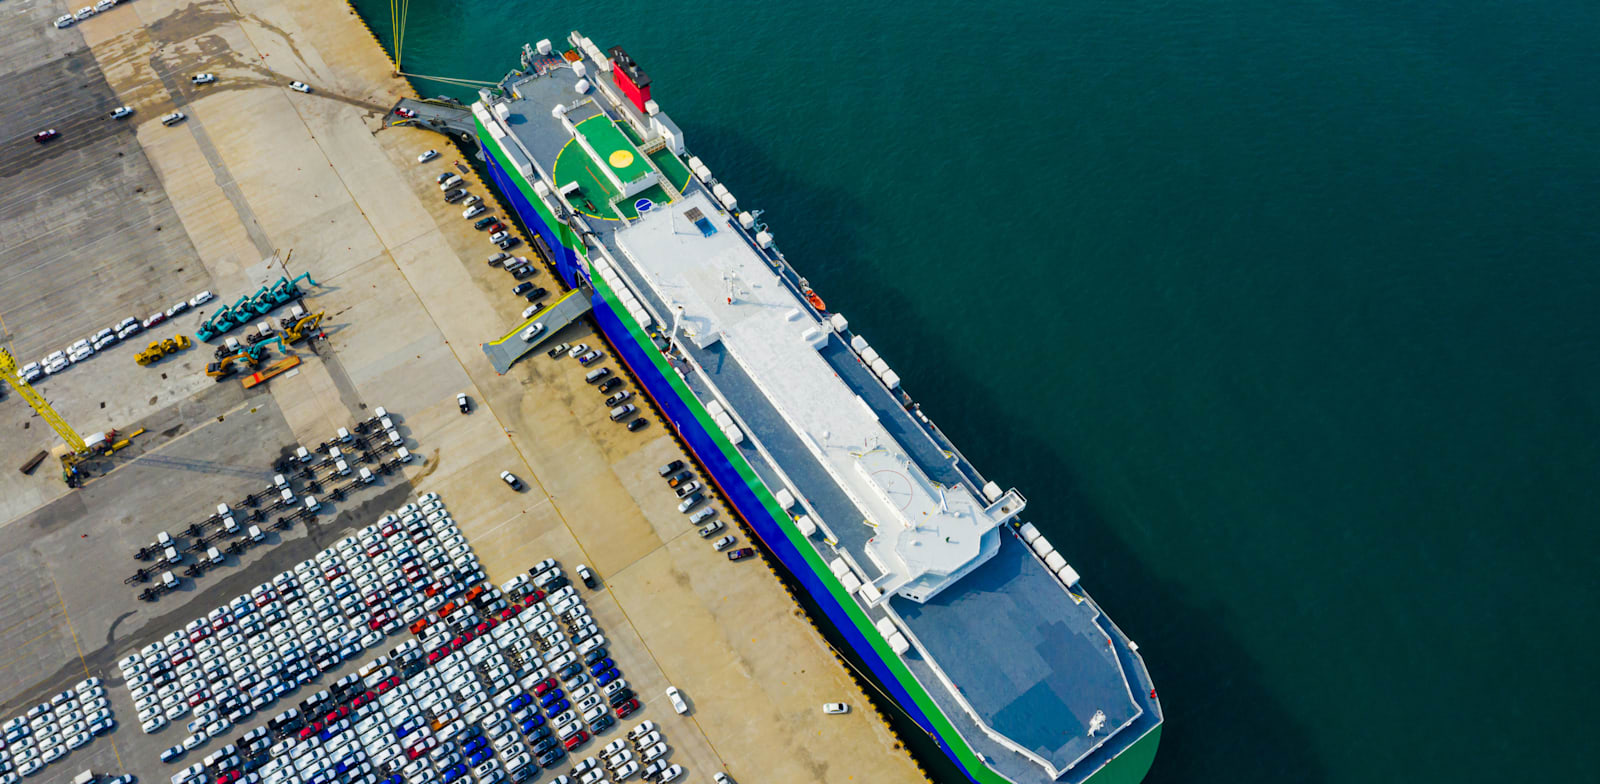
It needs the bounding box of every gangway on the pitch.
[390,97,480,148]
[481,287,592,374]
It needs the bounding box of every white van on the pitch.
[520,322,544,342]
[438,174,462,191]
[303,496,320,513]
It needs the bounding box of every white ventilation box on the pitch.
[573,61,587,78]
[644,99,659,115]
[739,212,755,229]
[717,190,737,210]
[1055,564,1081,586]
[794,515,816,536]
[1044,551,1067,571]
[829,313,849,331]
[774,489,796,509]
[705,400,725,417]
[1031,537,1056,559]
[1018,522,1041,543]
[574,79,591,94]
[875,618,897,637]
[850,335,869,352]
[755,231,773,248]
[536,39,552,55]
[839,573,862,593]
[829,558,850,577]
[887,632,911,654]
[720,424,744,444]
[801,326,827,349]
[880,370,901,389]
[861,347,880,364]
[984,481,1003,502]
[859,582,881,604]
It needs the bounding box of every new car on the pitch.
[289,81,311,93]
[191,73,217,84]
[727,548,756,561]
[111,106,133,119]
[417,150,438,163]
[34,129,59,143]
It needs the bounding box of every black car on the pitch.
[443,188,467,203]
[535,748,564,768]
[607,688,634,707]
[522,286,547,302]
[510,265,536,280]
[582,648,608,666]
[727,547,755,561]
[512,282,534,296]
[588,714,613,734]
[497,237,521,250]
[626,417,648,432]
[596,378,621,394]
[457,394,471,414]
[544,575,570,592]
[658,460,684,477]
[604,390,630,406]
[474,216,499,231]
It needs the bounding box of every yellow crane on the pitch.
[0,347,88,455]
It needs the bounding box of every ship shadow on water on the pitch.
[683,126,1327,784]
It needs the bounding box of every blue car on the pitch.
[443,765,467,783]
[588,658,613,675]
[461,737,488,755]
[527,725,551,743]
[519,716,545,735]
[537,691,562,709]
[588,714,614,734]
[544,698,569,716]
[467,750,492,767]
[582,649,608,666]
[595,668,620,686]
[508,693,534,713]
[459,724,484,740]
[395,724,414,739]
[558,663,583,681]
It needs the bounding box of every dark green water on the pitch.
[352,1,1600,781]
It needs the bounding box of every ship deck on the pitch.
[482,51,1162,783]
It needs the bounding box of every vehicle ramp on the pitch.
[481,287,592,374]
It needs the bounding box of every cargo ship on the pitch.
[468,32,1162,783]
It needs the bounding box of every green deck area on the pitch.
[575,114,653,184]
[649,148,693,192]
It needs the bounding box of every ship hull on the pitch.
[477,128,1160,784]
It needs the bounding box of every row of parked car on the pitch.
[51,0,119,29]
[0,678,114,779]
[655,461,751,560]
[18,291,213,383]
[120,492,482,741]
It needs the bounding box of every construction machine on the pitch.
[280,310,325,343]
[205,343,268,381]
[135,334,192,365]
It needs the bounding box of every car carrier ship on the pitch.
[467,32,1162,784]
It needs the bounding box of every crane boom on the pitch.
[0,348,88,453]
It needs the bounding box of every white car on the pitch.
[189,290,214,307]
[74,7,96,21]
[111,106,133,120]
[462,205,485,220]
[94,0,116,11]
[665,687,688,715]
[656,765,684,782]
[499,471,521,490]
[489,231,509,243]
[520,322,544,342]
[289,81,311,93]
[822,702,849,714]
[191,73,217,85]
[53,14,76,28]
[161,111,187,126]
[66,731,91,750]
[417,150,438,163]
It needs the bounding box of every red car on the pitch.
[324,705,349,724]
[410,619,430,635]
[395,107,416,118]
[614,698,641,718]
[34,129,58,143]
[561,730,588,750]
[427,649,446,664]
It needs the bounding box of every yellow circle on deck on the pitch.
[608,150,634,169]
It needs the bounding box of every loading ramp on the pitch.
[481,287,593,374]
